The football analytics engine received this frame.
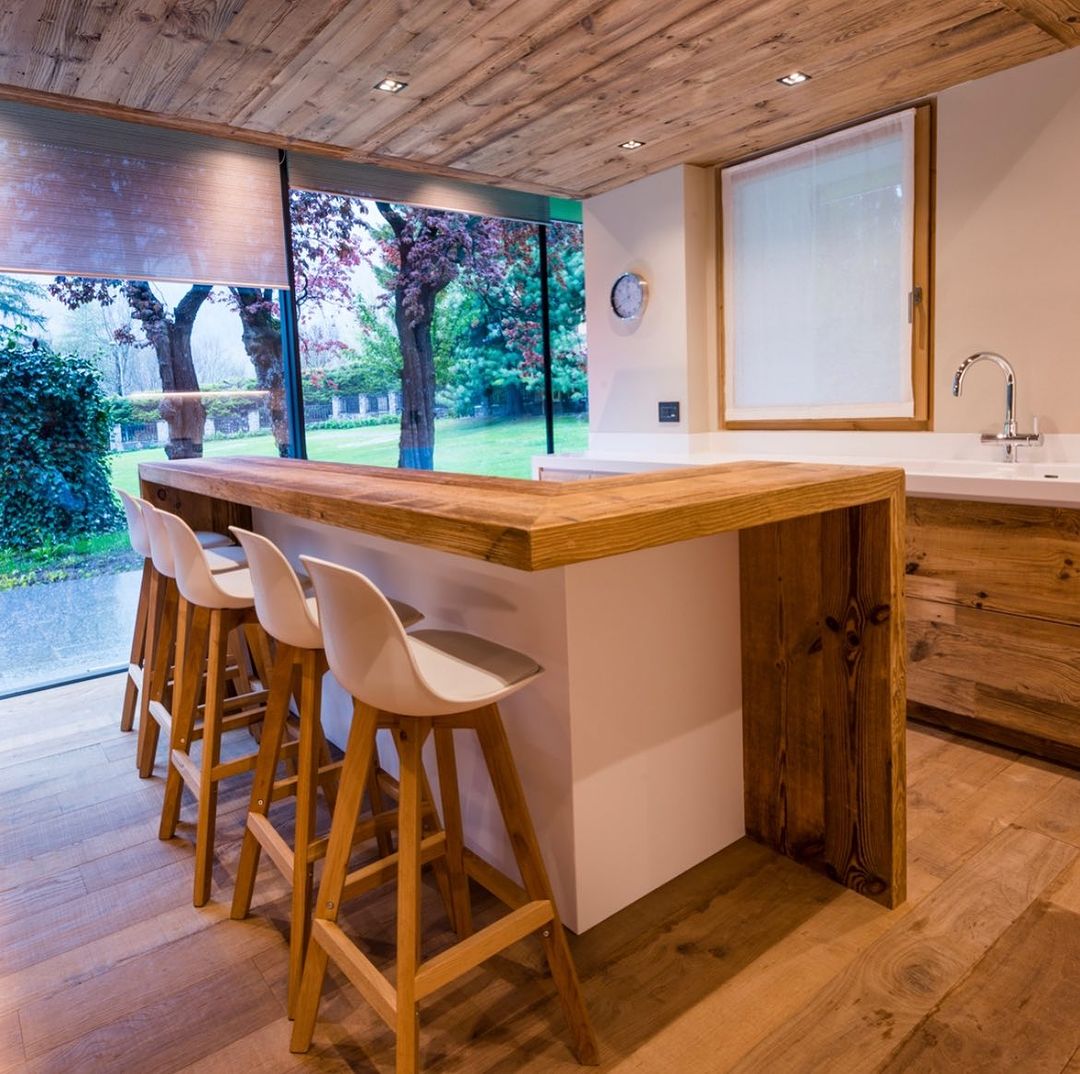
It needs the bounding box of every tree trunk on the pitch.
[377,201,452,472]
[126,281,210,460]
[232,287,289,456]
[395,286,437,470]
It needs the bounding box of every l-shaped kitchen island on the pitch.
[139,456,907,932]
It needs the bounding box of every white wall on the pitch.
[935,46,1080,434]
[583,165,717,436]
[583,46,1080,439]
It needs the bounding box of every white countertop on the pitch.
[535,432,1080,508]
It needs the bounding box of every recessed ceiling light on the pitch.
[375,77,408,93]
[777,71,811,86]
[619,140,645,151]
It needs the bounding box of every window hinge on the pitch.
[908,286,924,324]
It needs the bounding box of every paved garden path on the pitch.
[0,569,141,695]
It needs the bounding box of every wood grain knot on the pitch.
[825,616,841,632]
[869,604,891,625]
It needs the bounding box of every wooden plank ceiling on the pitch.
[0,0,1078,198]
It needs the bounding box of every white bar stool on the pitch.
[227,526,423,1016]
[289,556,598,1074]
[156,510,273,907]
[114,488,231,735]
[136,498,253,779]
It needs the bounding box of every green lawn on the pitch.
[109,414,589,496]
[0,529,139,590]
[2,415,588,590]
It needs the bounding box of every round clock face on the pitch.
[610,272,647,320]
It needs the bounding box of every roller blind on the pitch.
[722,110,916,422]
[288,152,581,224]
[0,101,289,288]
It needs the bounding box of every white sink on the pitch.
[897,458,1080,506]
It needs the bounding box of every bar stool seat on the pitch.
[406,630,541,701]
[289,556,598,1074]
[228,527,424,1017]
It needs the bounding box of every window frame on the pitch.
[718,103,934,431]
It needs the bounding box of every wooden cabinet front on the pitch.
[906,496,1080,765]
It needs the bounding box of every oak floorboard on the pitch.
[0,867,87,927]
[907,754,1064,881]
[24,960,281,1074]
[0,1011,23,1074]
[1017,770,1080,849]
[905,734,1019,840]
[879,900,1080,1073]
[0,859,196,975]
[3,783,163,863]
[18,916,283,1060]
[8,673,1080,1073]
[0,814,159,893]
[725,825,1078,1073]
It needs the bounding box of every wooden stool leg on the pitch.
[368,749,394,859]
[389,729,453,930]
[159,600,207,840]
[231,643,296,921]
[245,622,274,689]
[291,701,380,1050]
[136,571,171,776]
[226,627,254,697]
[474,707,599,1066]
[120,559,153,732]
[193,607,230,907]
[313,719,340,813]
[288,648,323,1018]
[419,754,455,933]
[434,728,472,939]
[395,717,427,1074]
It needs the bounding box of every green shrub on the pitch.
[306,413,401,431]
[0,331,122,551]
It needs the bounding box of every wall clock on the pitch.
[610,271,648,320]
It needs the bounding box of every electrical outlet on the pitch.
[658,401,680,423]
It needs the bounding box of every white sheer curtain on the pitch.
[722,110,916,422]
[0,101,288,288]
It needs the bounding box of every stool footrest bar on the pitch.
[414,900,553,1001]
[463,849,529,910]
[341,832,447,902]
[210,752,260,782]
[271,759,344,802]
[307,806,398,861]
[246,812,295,878]
[169,749,202,798]
[311,918,396,1029]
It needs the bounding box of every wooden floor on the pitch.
[4,675,1080,1073]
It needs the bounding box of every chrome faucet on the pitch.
[952,352,1042,462]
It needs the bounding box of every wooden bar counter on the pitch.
[141,456,907,926]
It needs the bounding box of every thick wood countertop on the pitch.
[139,456,904,571]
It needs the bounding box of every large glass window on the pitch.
[721,107,932,428]
[288,192,586,477]
[0,272,290,695]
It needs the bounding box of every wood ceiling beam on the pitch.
[996,0,1080,45]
